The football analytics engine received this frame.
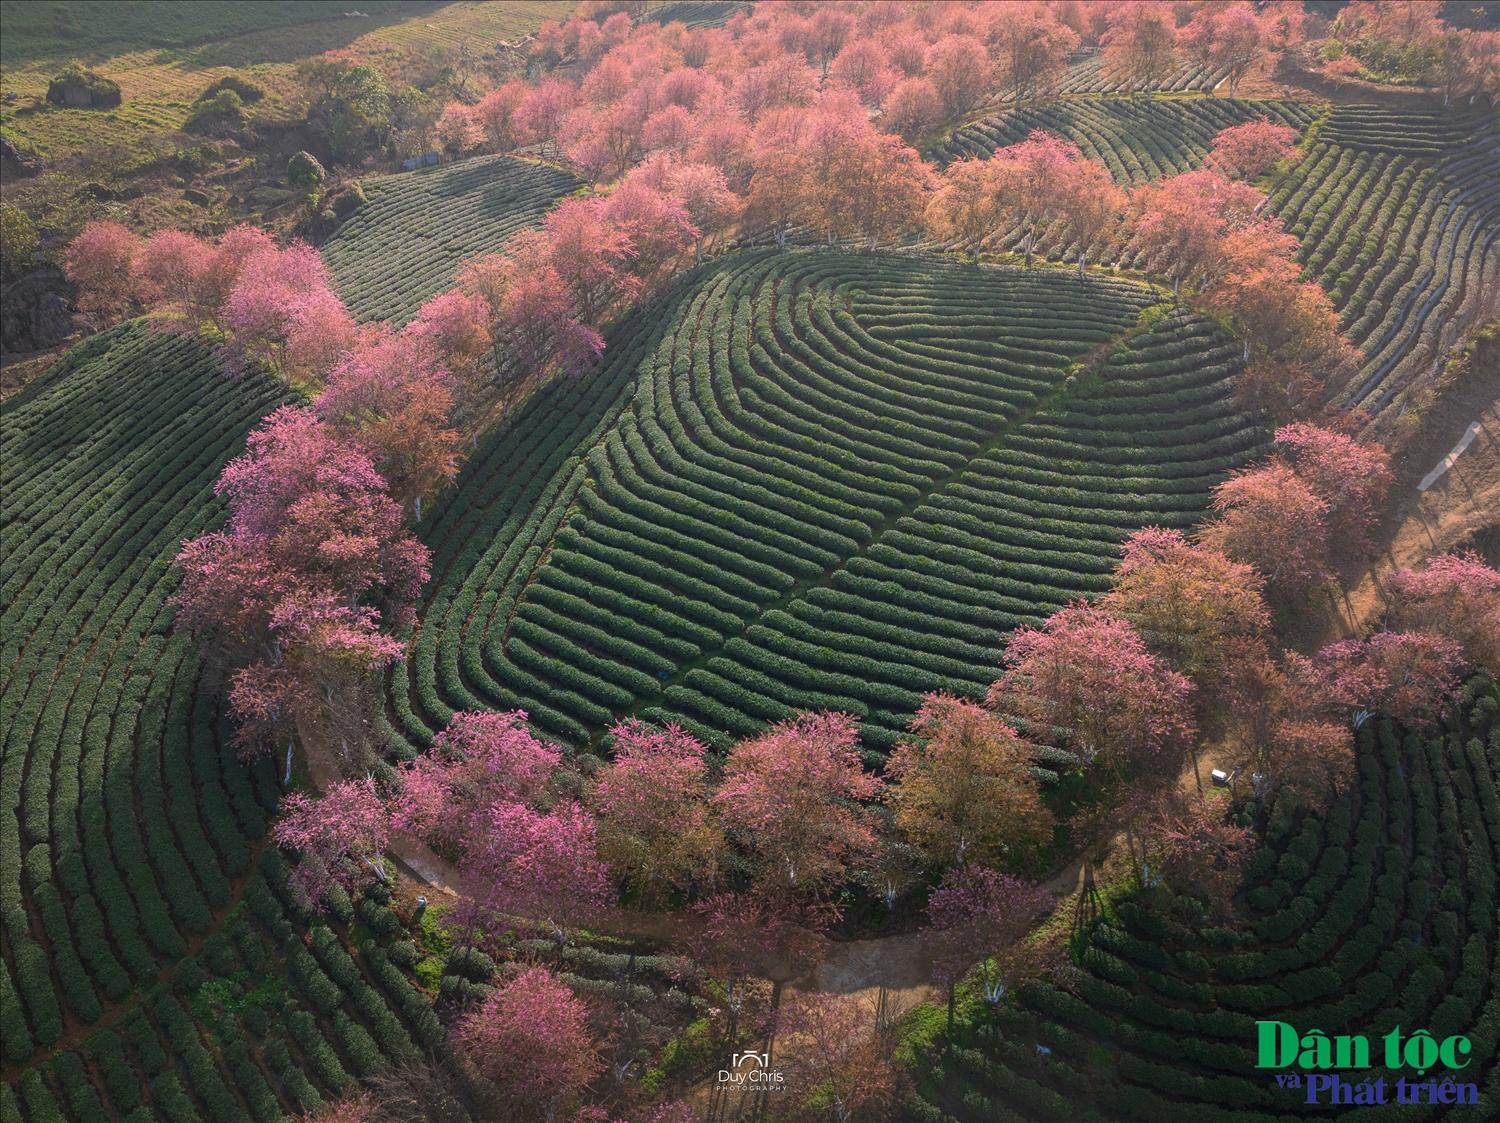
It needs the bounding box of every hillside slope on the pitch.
[387,251,1268,761]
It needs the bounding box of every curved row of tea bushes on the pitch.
[391,250,1264,763]
[1,327,435,1121]
[934,97,1318,182]
[321,153,579,324]
[1265,105,1500,411]
[907,678,1500,1122]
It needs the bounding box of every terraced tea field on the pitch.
[908,678,1500,1123]
[388,251,1267,762]
[936,97,1319,182]
[937,97,1499,413]
[0,327,439,1121]
[321,154,580,325]
[1267,104,1500,413]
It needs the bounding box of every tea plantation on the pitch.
[321,154,580,324]
[386,251,1268,760]
[936,97,1500,413]
[906,678,1500,1123]
[0,327,442,1122]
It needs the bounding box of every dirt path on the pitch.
[1317,402,1500,649]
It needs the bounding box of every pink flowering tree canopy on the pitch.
[713,711,881,901]
[1317,631,1466,727]
[990,603,1196,783]
[454,966,600,1121]
[274,777,391,909]
[392,710,561,850]
[64,220,143,323]
[1200,461,1331,597]
[590,721,722,906]
[1209,118,1302,180]
[1386,551,1500,673]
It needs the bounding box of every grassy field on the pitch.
[0,1,570,161]
[0,1,419,65]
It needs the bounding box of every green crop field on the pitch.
[905,679,1500,1123]
[0,327,443,1121]
[935,98,1319,182]
[936,97,1500,414]
[1267,104,1500,413]
[386,251,1267,762]
[0,1,419,65]
[321,154,581,325]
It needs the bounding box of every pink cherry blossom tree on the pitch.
[927,865,1050,1027]
[173,406,429,761]
[989,603,1196,784]
[392,710,561,850]
[880,76,943,142]
[131,229,217,333]
[461,800,611,947]
[712,712,880,902]
[454,966,600,1123]
[220,242,356,384]
[1317,631,1465,727]
[1273,423,1393,556]
[590,721,722,906]
[1208,119,1302,180]
[64,220,143,325]
[315,327,462,520]
[1199,462,1331,597]
[1385,552,1500,673]
[274,777,391,909]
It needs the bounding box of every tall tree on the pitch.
[712,712,880,901]
[1100,2,1179,93]
[1142,794,1253,911]
[220,241,357,383]
[172,406,429,762]
[1385,552,1500,674]
[315,328,463,521]
[885,693,1053,871]
[1054,151,1127,275]
[1179,2,1272,96]
[1317,631,1465,727]
[1129,170,1264,297]
[274,778,390,909]
[454,967,600,1123]
[881,76,943,142]
[590,721,722,907]
[775,994,903,1123]
[131,229,216,333]
[927,866,1050,1027]
[924,157,1005,258]
[1199,462,1330,597]
[1101,527,1270,705]
[924,34,992,118]
[990,130,1084,267]
[990,603,1195,784]
[1208,119,1301,181]
[1273,423,1393,556]
[392,710,561,850]
[989,3,1080,108]
[1223,650,1354,800]
[64,220,143,324]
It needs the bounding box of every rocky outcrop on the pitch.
[1,265,74,355]
[1,136,42,179]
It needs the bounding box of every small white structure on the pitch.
[1210,769,1231,787]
